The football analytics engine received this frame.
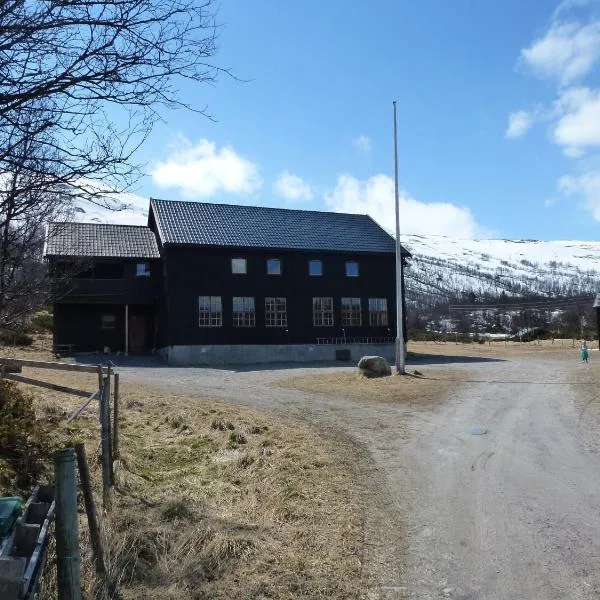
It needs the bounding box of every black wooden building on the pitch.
[45,223,161,354]
[47,199,410,364]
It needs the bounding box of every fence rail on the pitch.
[0,358,109,375]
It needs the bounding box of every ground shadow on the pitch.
[67,351,505,372]
[407,353,506,365]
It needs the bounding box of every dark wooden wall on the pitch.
[51,257,161,352]
[54,303,126,351]
[50,258,161,305]
[160,246,402,346]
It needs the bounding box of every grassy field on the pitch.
[2,335,583,597]
[408,338,586,358]
[1,359,366,599]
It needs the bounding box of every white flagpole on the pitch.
[393,100,406,374]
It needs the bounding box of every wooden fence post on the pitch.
[54,448,82,600]
[106,368,114,484]
[113,373,120,459]
[96,365,103,396]
[100,380,112,510]
[74,443,106,577]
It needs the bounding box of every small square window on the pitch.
[345,261,359,277]
[267,259,281,275]
[136,262,151,277]
[309,260,323,276]
[231,258,247,274]
[101,314,116,330]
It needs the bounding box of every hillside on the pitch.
[403,235,600,302]
[401,235,600,337]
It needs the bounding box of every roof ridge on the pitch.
[149,197,370,220]
[48,221,151,229]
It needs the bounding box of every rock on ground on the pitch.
[358,355,391,378]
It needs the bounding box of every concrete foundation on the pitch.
[158,343,395,366]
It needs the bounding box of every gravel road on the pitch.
[115,355,600,599]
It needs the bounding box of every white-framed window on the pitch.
[369,298,388,326]
[231,258,247,274]
[341,297,361,326]
[136,262,151,277]
[313,297,334,326]
[233,296,255,327]
[308,260,323,276]
[265,297,287,327]
[345,261,359,277]
[101,314,116,330]
[266,258,281,275]
[199,296,222,327]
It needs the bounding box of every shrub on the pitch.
[32,311,53,333]
[0,381,52,489]
[0,330,34,346]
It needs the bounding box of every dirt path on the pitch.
[116,356,600,599]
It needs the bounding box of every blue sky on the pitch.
[104,0,600,241]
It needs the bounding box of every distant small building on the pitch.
[46,199,410,364]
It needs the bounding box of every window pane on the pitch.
[233,296,255,327]
[309,260,322,276]
[345,261,359,277]
[369,298,388,326]
[101,314,116,329]
[313,297,334,326]
[265,297,287,327]
[341,297,361,326]
[199,296,222,327]
[267,259,281,275]
[136,262,150,277]
[231,258,247,274]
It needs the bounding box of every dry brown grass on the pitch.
[279,369,461,406]
[408,338,583,359]
[2,364,365,599]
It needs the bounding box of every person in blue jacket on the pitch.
[580,341,589,364]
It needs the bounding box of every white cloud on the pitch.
[273,171,313,202]
[325,173,487,239]
[520,21,600,85]
[552,86,600,153]
[505,110,536,139]
[558,170,600,218]
[352,135,372,153]
[151,137,262,198]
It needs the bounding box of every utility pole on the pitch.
[393,100,406,374]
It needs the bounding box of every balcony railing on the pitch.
[315,336,395,345]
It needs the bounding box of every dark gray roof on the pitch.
[150,199,407,254]
[45,222,160,258]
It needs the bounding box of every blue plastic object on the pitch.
[0,496,22,538]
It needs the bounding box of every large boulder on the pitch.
[358,355,391,378]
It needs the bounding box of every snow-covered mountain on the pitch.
[402,234,600,302]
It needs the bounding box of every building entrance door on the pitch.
[129,314,146,353]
